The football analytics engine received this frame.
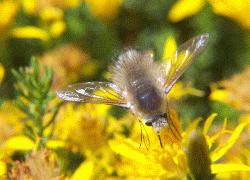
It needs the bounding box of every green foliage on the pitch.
[12,57,59,148]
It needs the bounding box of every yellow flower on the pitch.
[62,0,81,9]
[38,44,90,89]
[54,103,110,152]
[71,160,94,180]
[0,101,24,174]
[215,114,250,179]
[208,0,250,29]
[84,0,123,21]
[0,160,6,178]
[54,103,124,179]
[11,26,50,41]
[21,0,39,15]
[39,6,64,21]
[21,0,81,16]
[0,0,19,37]
[168,82,204,100]
[20,0,81,40]
[10,149,60,179]
[49,20,66,38]
[209,67,250,113]
[168,0,205,22]
[168,0,250,29]
[162,36,177,60]
[0,64,4,84]
[109,113,250,179]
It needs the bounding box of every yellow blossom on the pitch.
[38,44,90,89]
[0,101,24,165]
[162,36,177,60]
[208,0,250,29]
[22,0,81,16]
[4,135,34,151]
[84,0,123,21]
[62,0,81,9]
[209,84,230,103]
[49,20,66,38]
[20,0,81,40]
[54,103,124,179]
[209,67,250,113]
[168,0,205,22]
[54,103,110,152]
[21,0,38,15]
[11,26,50,41]
[168,82,204,100]
[0,160,6,178]
[10,149,60,179]
[0,64,4,84]
[109,112,250,179]
[40,6,64,21]
[214,114,250,179]
[0,0,19,37]
[168,0,250,29]
[71,160,94,180]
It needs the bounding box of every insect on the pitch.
[57,33,210,136]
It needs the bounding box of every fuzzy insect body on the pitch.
[57,33,210,133]
[111,50,165,120]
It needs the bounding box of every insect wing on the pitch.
[163,33,210,93]
[56,82,128,107]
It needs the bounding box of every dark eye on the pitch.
[151,113,167,122]
[145,121,152,126]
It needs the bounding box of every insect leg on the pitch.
[165,100,182,142]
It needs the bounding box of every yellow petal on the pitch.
[211,163,250,174]
[40,7,64,21]
[0,161,6,177]
[21,0,38,15]
[0,0,18,28]
[109,136,148,164]
[211,122,248,162]
[84,0,123,21]
[0,63,4,84]
[168,0,205,22]
[239,114,250,123]
[207,118,228,148]
[49,20,66,38]
[71,160,94,180]
[46,140,66,149]
[11,26,49,41]
[4,135,34,151]
[163,36,177,60]
[184,117,202,137]
[208,0,250,29]
[63,0,81,8]
[203,113,217,135]
[209,89,229,103]
[168,82,204,100]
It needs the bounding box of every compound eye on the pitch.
[160,113,167,118]
[145,121,152,126]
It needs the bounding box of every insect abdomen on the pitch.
[130,78,162,115]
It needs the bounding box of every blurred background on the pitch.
[0,0,250,179]
[0,0,249,122]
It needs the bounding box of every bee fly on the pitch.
[57,34,210,138]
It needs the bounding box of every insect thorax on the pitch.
[130,77,163,115]
[111,49,164,117]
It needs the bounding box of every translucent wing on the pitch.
[163,33,210,93]
[56,82,128,107]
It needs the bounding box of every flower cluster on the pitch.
[0,0,249,179]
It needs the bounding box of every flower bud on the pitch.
[186,130,212,180]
